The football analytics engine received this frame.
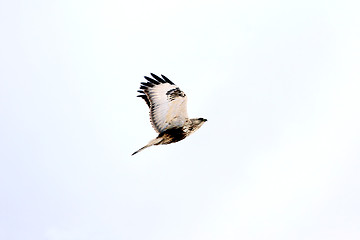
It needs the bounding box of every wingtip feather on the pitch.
[161,74,175,85]
[144,76,159,85]
[150,73,166,83]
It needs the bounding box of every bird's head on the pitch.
[190,117,207,131]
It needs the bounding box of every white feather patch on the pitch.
[145,83,188,133]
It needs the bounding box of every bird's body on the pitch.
[132,73,207,155]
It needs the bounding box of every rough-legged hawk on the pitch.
[132,73,207,155]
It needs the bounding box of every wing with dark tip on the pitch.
[137,90,150,107]
[137,73,188,133]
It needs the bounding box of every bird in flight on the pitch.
[132,73,207,155]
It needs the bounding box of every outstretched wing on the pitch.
[137,73,188,133]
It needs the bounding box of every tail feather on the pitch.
[131,144,151,156]
[131,137,163,156]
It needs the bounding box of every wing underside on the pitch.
[137,73,188,133]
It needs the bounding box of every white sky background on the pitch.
[1,0,359,239]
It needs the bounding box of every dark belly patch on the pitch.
[158,127,186,144]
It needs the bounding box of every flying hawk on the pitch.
[132,73,207,155]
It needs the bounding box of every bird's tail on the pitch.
[131,137,163,156]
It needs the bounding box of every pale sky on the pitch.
[1,0,359,240]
